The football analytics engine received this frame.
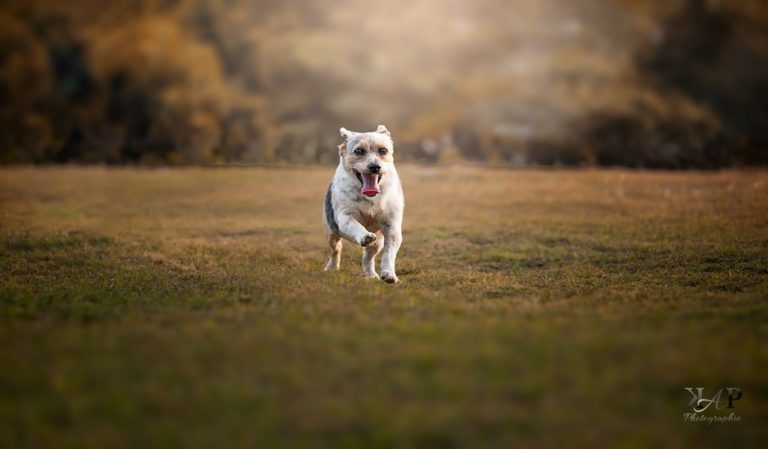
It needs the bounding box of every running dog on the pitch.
[323,125,404,283]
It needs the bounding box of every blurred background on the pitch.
[1,0,766,168]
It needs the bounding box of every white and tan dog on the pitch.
[323,125,404,283]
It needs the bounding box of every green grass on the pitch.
[1,165,767,448]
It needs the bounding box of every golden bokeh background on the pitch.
[1,0,766,166]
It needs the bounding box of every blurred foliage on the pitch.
[0,0,766,166]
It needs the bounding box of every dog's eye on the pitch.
[378,148,388,156]
[353,148,365,156]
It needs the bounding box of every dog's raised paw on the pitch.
[380,272,398,284]
[359,233,377,247]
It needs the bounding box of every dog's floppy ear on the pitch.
[340,127,354,140]
[375,125,390,136]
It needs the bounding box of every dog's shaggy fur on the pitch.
[323,125,404,283]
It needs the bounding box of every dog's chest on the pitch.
[351,200,384,226]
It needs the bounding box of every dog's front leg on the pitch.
[379,224,402,283]
[336,212,377,247]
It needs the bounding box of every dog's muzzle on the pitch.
[354,170,382,197]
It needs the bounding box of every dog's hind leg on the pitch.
[324,233,342,271]
[362,232,384,278]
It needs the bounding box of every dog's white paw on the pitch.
[359,232,377,247]
[380,271,398,284]
[364,272,379,279]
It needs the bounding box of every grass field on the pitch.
[1,165,767,448]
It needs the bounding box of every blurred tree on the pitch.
[0,0,765,166]
[0,12,54,163]
[639,0,768,164]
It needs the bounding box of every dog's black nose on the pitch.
[368,163,381,174]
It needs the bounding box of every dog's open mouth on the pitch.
[354,170,382,197]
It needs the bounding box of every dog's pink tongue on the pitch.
[361,173,380,197]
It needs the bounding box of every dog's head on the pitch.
[338,125,395,198]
